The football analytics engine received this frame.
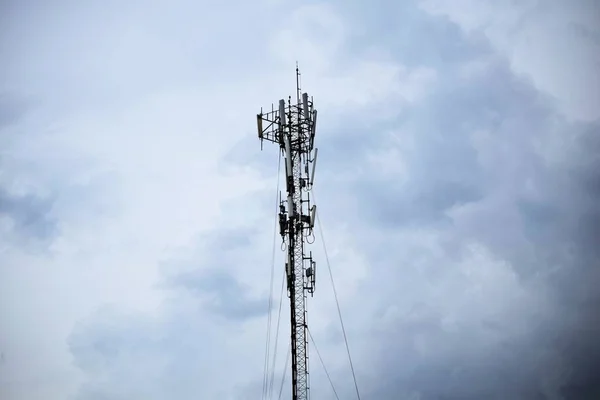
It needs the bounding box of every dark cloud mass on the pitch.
[337,30,600,400]
[0,185,57,242]
[173,270,268,320]
[0,93,58,245]
[0,94,31,129]
[71,49,600,400]
[161,227,271,321]
[2,1,599,399]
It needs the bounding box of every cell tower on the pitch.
[257,65,319,400]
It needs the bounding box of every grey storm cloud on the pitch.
[0,94,59,246]
[71,7,600,400]
[164,229,271,321]
[2,1,599,400]
[67,228,279,399]
[0,94,32,129]
[178,269,268,320]
[0,189,57,240]
[336,31,600,400]
[70,56,600,400]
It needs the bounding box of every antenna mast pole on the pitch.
[257,66,319,400]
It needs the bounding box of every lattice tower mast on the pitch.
[257,66,319,400]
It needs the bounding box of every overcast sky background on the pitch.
[1,1,599,399]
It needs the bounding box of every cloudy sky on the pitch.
[1,0,599,399]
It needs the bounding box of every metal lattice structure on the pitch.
[257,66,319,400]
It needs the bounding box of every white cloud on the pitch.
[0,1,437,399]
[3,1,599,399]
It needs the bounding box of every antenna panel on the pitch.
[310,148,318,185]
[257,114,263,138]
[302,93,310,119]
[279,99,286,129]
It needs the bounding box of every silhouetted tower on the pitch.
[257,66,319,400]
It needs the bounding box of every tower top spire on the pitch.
[296,62,301,105]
